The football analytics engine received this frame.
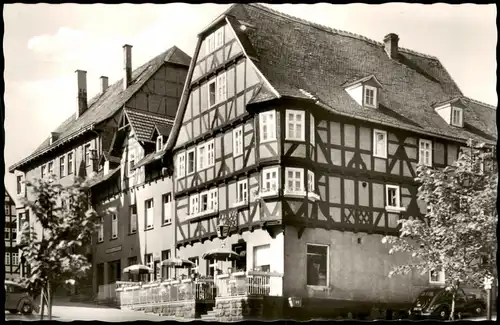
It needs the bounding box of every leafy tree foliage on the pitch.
[18,175,99,319]
[382,139,497,320]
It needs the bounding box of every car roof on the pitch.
[5,280,24,287]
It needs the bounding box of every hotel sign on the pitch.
[106,245,122,254]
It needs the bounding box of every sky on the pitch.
[3,3,497,202]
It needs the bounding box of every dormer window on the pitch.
[364,85,377,108]
[156,136,163,152]
[451,106,463,127]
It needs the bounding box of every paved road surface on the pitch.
[5,301,176,322]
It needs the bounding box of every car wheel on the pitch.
[9,309,19,314]
[20,301,33,314]
[439,307,450,320]
[474,306,483,316]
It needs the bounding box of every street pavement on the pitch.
[5,301,178,322]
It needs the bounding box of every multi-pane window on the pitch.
[209,189,218,212]
[162,193,172,225]
[419,139,433,166]
[41,165,46,178]
[260,111,276,142]
[386,185,400,208]
[310,114,315,145]
[145,199,154,229]
[208,80,216,107]
[216,73,227,103]
[129,149,136,176]
[262,167,279,194]
[67,152,74,175]
[308,170,315,192]
[199,192,209,213]
[451,107,463,127]
[364,85,377,107]
[144,254,153,282]
[130,205,138,234]
[190,195,199,216]
[373,129,387,158]
[98,218,104,243]
[12,253,18,266]
[233,126,243,156]
[187,149,195,175]
[286,110,305,141]
[205,33,215,54]
[429,269,445,284]
[285,168,304,194]
[5,228,10,240]
[84,144,91,166]
[5,252,10,265]
[156,136,163,152]
[197,145,206,171]
[161,250,171,279]
[60,156,65,177]
[306,244,329,286]
[47,161,54,176]
[177,152,186,178]
[236,179,248,204]
[111,213,118,239]
[207,140,215,167]
[215,27,224,49]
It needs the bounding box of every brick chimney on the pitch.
[100,76,109,93]
[123,44,133,89]
[75,70,88,119]
[384,33,399,59]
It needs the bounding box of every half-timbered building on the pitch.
[136,3,496,320]
[8,44,191,296]
[4,188,19,281]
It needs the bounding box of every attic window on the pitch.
[156,136,163,152]
[451,106,463,127]
[364,85,377,108]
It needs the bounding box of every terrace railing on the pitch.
[215,271,283,298]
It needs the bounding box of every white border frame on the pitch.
[216,72,227,103]
[364,85,377,108]
[451,106,463,127]
[207,78,217,108]
[285,109,306,141]
[235,179,248,206]
[429,269,446,284]
[284,167,305,196]
[215,26,224,49]
[419,139,433,167]
[145,198,154,230]
[306,243,330,288]
[261,166,280,197]
[186,148,196,176]
[233,125,244,157]
[162,193,172,225]
[259,110,277,144]
[373,129,388,159]
[177,151,186,178]
[206,139,215,168]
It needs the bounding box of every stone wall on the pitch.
[215,296,286,321]
[138,300,196,319]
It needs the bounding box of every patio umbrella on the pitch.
[123,264,153,275]
[161,257,196,268]
[202,248,240,261]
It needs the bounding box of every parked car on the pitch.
[409,287,486,320]
[5,280,40,315]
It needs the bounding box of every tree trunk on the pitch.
[450,289,456,321]
[47,282,53,320]
[39,286,45,321]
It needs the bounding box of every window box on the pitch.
[385,206,407,213]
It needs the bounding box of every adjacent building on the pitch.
[138,3,496,319]
[8,44,191,294]
[4,188,19,281]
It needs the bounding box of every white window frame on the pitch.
[306,243,330,287]
[186,148,195,175]
[261,166,279,197]
[129,148,136,176]
[310,114,315,146]
[145,199,154,230]
[111,213,118,239]
[67,152,74,175]
[199,191,210,214]
[98,218,104,243]
[373,129,387,159]
[209,188,218,213]
[364,85,377,108]
[307,170,319,200]
[205,33,215,54]
[260,110,276,143]
[233,126,243,157]
[206,140,215,167]
[177,152,186,178]
[429,269,446,284]
[286,109,305,141]
[189,194,199,217]
[451,106,463,127]
[284,167,306,196]
[385,184,406,212]
[5,252,10,265]
[216,72,227,103]
[156,136,163,152]
[235,179,248,206]
[60,156,65,178]
[12,252,18,266]
[215,26,224,49]
[197,144,206,171]
[419,139,433,167]
[48,161,54,176]
[130,205,138,234]
[162,193,172,225]
[41,164,46,178]
[208,79,216,108]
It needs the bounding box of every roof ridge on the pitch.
[249,3,438,60]
[464,96,497,110]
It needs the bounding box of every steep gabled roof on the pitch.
[9,46,191,172]
[124,108,175,143]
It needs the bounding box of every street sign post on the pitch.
[484,276,494,321]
